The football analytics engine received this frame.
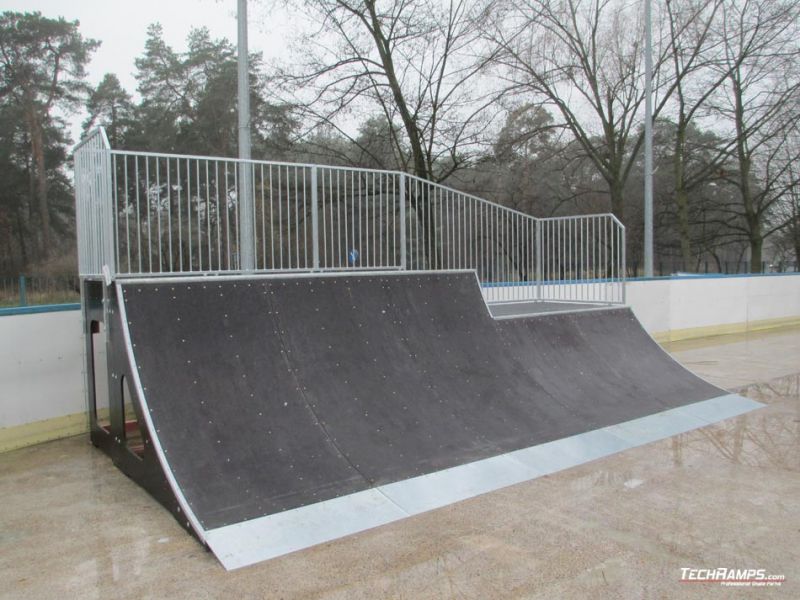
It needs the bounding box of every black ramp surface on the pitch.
[121,272,726,531]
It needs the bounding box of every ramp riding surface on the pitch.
[118,271,761,569]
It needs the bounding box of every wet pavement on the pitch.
[1,326,798,599]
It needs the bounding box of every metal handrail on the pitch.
[73,127,627,304]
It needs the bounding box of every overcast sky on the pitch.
[0,0,294,143]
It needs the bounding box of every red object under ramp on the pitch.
[92,271,761,569]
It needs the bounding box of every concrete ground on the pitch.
[1,326,798,599]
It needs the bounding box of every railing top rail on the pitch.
[404,173,539,221]
[108,148,400,177]
[81,126,625,231]
[73,127,111,153]
[539,213,625,229]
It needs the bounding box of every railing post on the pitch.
[101,145,116,278]
[238,161,255,271]
[535,219,542,301]
[311,167,320,270]
[19,275,27,307]
[399,173,407,270]
[621,223,627,304]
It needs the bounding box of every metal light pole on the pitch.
[643,0,654,277]
[238,0,255,271]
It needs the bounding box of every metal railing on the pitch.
[74,127,626,304]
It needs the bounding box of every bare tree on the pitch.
[491,0,657,221]
[489,0,747,229]
[271,0,500,182]
[778,134,800,266]
[663,0,736,266]
[708,0,800,272]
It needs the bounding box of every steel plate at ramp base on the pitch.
[205,393,762,571]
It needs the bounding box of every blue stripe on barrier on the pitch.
[481,271,800,288]
[0,303,81,317]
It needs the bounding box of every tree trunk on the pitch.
[26,110,51,260]
[673,124,693,267]
[675,188,693,268]
[749,234,763,273]
[409,189,441,269]
[609,179,624,222]
[14,205,28,267]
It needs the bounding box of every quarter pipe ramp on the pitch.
[93,271,761,569]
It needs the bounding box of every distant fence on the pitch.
[0,274,80,308]
[628,259,799,278]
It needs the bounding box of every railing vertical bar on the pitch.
[295,166,300,269]
[348,171,354,268]
[399,174,406,269]
[176,158,183,271]
[611,217,616,300]
[311,166,319,270]
[213,162,220,271]
[378,173,383,266]
[428,182,433,269]
[592,216,597,302]
[196,160,203,271]
[335,170,340,268]
[187,158,193,271]
[489,204,494,301]
[581,217,585,301]
[225,162,232,270]
[205,161,212,270]
[112,154,120,273]
[258,164,264,269]
[480,203,484,291]
[553,221,566,300]
[368,172,373,267]
[357,171,362,268]
[502,209,506,301]
[602,216,607,301]
[283,166,289,269]
[621,222,626,304]
[302,166,308,269]
[329,169,335,268]
[156,159,163,271]
[123,157,131,273]
[445,190,450,270]
[321,168,327,269]
[214,162,221,271]
[145,157,153,273]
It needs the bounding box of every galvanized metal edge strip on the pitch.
[115,269,477,286]
[115,282,207,542]
[491,305,624,320]
[204,393,763,570]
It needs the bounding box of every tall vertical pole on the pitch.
[643,0,654,277]
[238,0,255,271]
